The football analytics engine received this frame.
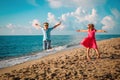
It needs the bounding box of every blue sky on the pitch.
[0,0,120,35]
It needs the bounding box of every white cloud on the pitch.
[47,7,99,31]
[47,12,57,24]
[6,23,15,33]
[4,23,35,34]
[101,16,115,30]
[72,7,87,22]
[47,0,106,8]
[85,9,98,24]
[6,23,14,29]
[101,9,120,33]
[61,8,98,30]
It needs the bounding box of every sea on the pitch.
[0,34,120,68]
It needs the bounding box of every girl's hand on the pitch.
[35,23,39,26]
[104,30,107,33]
[76,30,80,32]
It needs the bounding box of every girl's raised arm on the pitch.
[96,30,106,33]
[76,29,88,32]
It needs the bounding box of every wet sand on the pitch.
[0,38,120,80]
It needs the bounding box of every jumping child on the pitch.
[35,21,61,50]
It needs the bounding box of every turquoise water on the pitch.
[0,34,120,68]
[0,35,120,60]
[0,35,73,60]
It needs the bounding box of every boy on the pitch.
[35,21,61,50]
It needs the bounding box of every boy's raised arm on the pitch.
[34,23,42,29]
[53,21,61,28]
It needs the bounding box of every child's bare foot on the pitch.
[87,56,91,61]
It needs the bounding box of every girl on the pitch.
[76,24,106,61]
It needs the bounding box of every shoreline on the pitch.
[0,46,81,74]
[0,42,80,69]
[0,37,120,79]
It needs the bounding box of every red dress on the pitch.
[81,29,98,49]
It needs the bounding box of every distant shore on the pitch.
[0,37,120,80]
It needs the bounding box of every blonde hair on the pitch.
[88,24,95,30]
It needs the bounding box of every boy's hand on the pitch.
[76,30,80,32]
[58,21,61,25]
[53,21,62,28]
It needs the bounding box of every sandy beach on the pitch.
[0,38,120,80]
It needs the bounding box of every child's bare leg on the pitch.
[95,49,100,59]
[87,48,91,61]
